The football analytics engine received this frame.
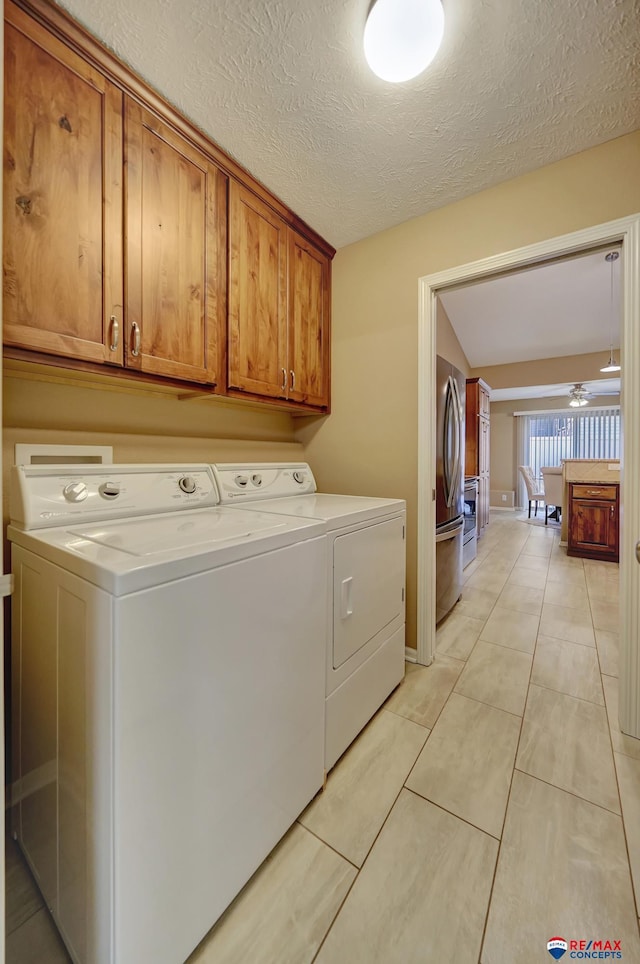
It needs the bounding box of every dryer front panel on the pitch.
[333,516,405,669]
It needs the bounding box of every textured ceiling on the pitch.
[58,0,640,248]
[440,248,622,367]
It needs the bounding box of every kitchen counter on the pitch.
[560,459,621,543]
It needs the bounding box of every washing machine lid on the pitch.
[219,493,406,530]
[9,506,325,595]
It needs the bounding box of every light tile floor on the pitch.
[6,511,640,963]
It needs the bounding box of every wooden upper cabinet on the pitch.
[4,0,333,405]
[3,3,123,365]
[287,230,330,408]
[125,99,226,385]
[228,182,287,398]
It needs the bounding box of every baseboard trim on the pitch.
[405,647,417,663]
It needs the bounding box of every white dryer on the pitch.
[212,463,406,770]
[9,463,327,964]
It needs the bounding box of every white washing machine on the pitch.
[9,463,328,964]
[212,463,406,770]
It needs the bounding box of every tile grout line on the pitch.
[294,821,361,871]
[309,759,421,964]
[476,519,550,964]
[593,571,640,926]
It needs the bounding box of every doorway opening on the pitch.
[417,213,640,738]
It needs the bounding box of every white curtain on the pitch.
[514,407,620,510]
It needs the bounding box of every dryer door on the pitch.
[333,516,405,669]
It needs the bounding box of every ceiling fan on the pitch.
[567,382,619,407]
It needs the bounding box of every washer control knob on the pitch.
[178,476,197,494]
[63,481,88,503]
[251,474,263,487]
[235,475,249,487]
[292,470,305,484]
[99,482,120,499]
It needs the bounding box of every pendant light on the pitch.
[363,0,445,83]
[600,250,621,373]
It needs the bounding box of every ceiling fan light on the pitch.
[363,0,445,83]
[569,398,581,407]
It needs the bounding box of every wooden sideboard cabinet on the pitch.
[465,378,491,535]
[567,483,619,562]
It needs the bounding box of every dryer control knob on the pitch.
[63,481,88,503]
[251,474,263,486]
[292,471,305,484]
[99,482,120,499]
[178,476,197,494]
[235,475,249,487]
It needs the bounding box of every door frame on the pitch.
[416,214,640,737]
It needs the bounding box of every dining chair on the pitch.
[518,465,545,518]
[541,466,563,525]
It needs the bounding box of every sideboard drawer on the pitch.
[571,484,618,501]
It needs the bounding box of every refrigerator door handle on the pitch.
[435,518,464,543]
[443,376,457,508]
[450,375,463,501]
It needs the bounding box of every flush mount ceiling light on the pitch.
[568,384,590,408]
[600,250,621,373]
[363,0,445,83]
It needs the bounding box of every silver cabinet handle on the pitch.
[290,370,295,390]
[636,541,640,564]
[109,315,119,351]
[281,368,287,392]
[131,322,141,357]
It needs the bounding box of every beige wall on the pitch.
[436,298,470,376]
[3,365,304,564]
[295,130,640,650]
[471,350,621,390]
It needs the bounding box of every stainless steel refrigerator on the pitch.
[435,355,465,623]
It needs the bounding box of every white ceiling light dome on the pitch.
[364,0,445,83]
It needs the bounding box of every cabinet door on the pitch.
[125,99,226,384]
[3,5,123,365]
[570,498,618,558]
[228,183,287,398]
[479,417,490,530]
[287,230,330,407]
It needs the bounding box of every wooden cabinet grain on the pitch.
[3,2,123,365]
[568,483,619,562]
[287,230,330,408]
[4,0,333,410]
[228,183,288,399]
[465,378,491,535]
[228,183,330,409]
[125,99,226,385]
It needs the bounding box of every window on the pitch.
[516,407,620,506]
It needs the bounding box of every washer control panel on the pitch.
[10,464,220,530]
[213,463,317,503]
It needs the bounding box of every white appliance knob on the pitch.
[63,481,88,503]
[235,475,249,487]
[178,476,197,494]
[99,482,120,499]
[251,474,263,486]
[292,471,305,484]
